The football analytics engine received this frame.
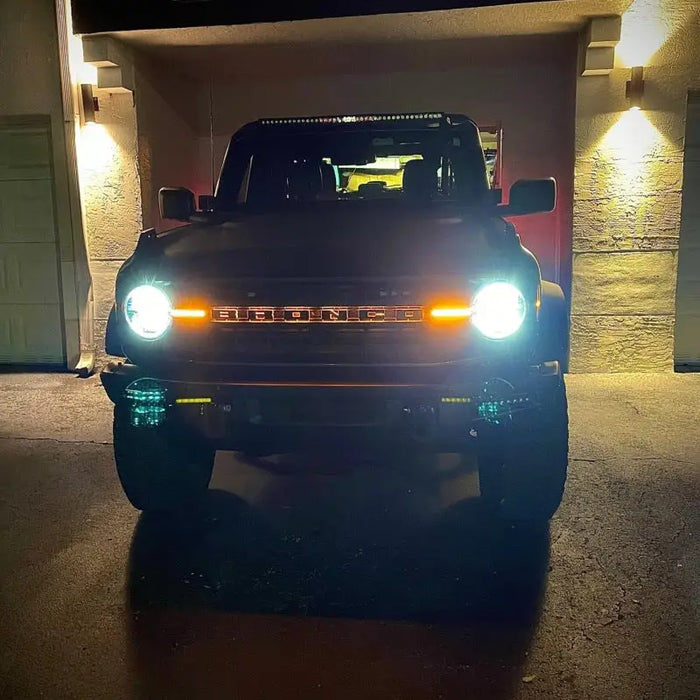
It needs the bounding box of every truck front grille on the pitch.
[178,323,471,365]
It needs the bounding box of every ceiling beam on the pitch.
[71,0,558,34]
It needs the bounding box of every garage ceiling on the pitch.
[117,34,574,80]
[108,0,633,47]
[104,0,633,80]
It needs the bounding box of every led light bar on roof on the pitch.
[260,113,444,126]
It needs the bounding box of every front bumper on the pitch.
[101,359,560,450]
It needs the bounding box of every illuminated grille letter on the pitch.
[396,308,423,322]
[359,308,386,321]
[321,308,348,322]
[283,308,310,322]
[250,308,274,322]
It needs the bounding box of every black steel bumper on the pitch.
[101,359,560,451]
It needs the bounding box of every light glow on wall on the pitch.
[601,108,662,160]
[65,8,117,195]
[76,122,117,177]
[616,0,675,67]
[75,120,119,216]
[598,108,665,198]
[67,30,97,86]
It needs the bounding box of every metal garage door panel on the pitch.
[0,304,63,363]
[674,95,700,365]
[0,127,52,180]
[0,122,64,365]
[0,243,61,303]
[0,180,57,243]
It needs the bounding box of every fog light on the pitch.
[125,379,167,427]
[477,399,511,425]
[476,378,525,426]
[476,378,517,425]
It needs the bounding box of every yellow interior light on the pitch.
[175,397,212,404]
[430,306,472,320]
[171,308,207,319]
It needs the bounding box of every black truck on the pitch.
[101,112,569,521]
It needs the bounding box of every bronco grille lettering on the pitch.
[211,306,424,323]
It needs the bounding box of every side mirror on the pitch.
[501,178,556,216]
[159,187,195,221]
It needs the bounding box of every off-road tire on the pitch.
[113,406,215,513]
[478,377,568,522]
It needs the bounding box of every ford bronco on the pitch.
[101,112,569,521]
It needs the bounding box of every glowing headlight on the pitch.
[471,282,526,339]
[124,285,172,339]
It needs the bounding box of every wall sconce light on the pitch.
[80,83,99,123]
[626,66,645,110]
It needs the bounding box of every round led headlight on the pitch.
[124,285,172,340]
[471,282,527,339]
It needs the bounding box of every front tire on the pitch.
[479,377,568,522]
[113,406,215,513]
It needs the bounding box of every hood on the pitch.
[153,202,516,280]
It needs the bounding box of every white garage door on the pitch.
[0,119,65,364]
[675,93,700,367]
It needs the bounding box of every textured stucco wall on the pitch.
[571,0,700,372]
[72,49,203,357]
[81,53,202,356]
[196,35,577,289]
[77,94,142,350]
[135,54,200,232]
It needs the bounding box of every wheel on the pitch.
[478,377,568,522]
[113,405,215,513]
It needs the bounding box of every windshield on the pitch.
[216,125,490,211]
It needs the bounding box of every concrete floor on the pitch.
[0,372,698,699]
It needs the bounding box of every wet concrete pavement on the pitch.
[0,372,698,699]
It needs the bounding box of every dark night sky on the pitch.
[71,0,556,34]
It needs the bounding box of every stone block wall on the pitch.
[571,0,700,372]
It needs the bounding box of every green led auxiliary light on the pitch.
[125,379,167,427]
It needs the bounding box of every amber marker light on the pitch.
[430,306,472,320]
[171,308,207,319]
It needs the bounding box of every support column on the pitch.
[570,0,698,372]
